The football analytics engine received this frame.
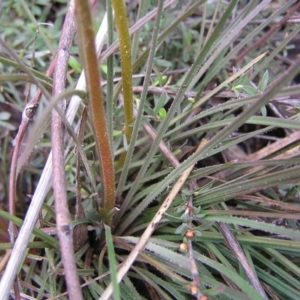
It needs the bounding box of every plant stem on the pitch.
[111,0,134,167]
[51,1,83,298]
[75,0,115,221]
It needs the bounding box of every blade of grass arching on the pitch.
[165,94,259,138]
[0,56,53,84]
[0,14,110,300]
[205,215,300,241]
[104,225,120,300]
[192,128,300,170]
[115,0,164,220]
[76,0,115,220]
[120,56,300,233]
[0,73,52,90]
[121,237,191,270]
[0,242,55,251]
[249,247,300,290]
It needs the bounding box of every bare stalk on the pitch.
[51,1,83,298]
[110,0,134,168]
[75,0,115,222]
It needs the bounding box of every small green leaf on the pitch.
[157,108,167,120]
[233,84,244,90]
[258,70,269,92]
[176,206,186,214]
[175,223,189,235]
[101,63,110,75]
[193,206,201,214]
[195,230,202,237]
[195,221,215,232]
[113,130,122,137]
[242,85,257,95]
[194,214,206,220]
[180,211,190,222]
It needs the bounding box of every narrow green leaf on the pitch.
[204,215,300,241]
[104,225,120,300]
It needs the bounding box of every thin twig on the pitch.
[183,141,209,300]
[51,0,83,299]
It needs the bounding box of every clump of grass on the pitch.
[1,1,300,299]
